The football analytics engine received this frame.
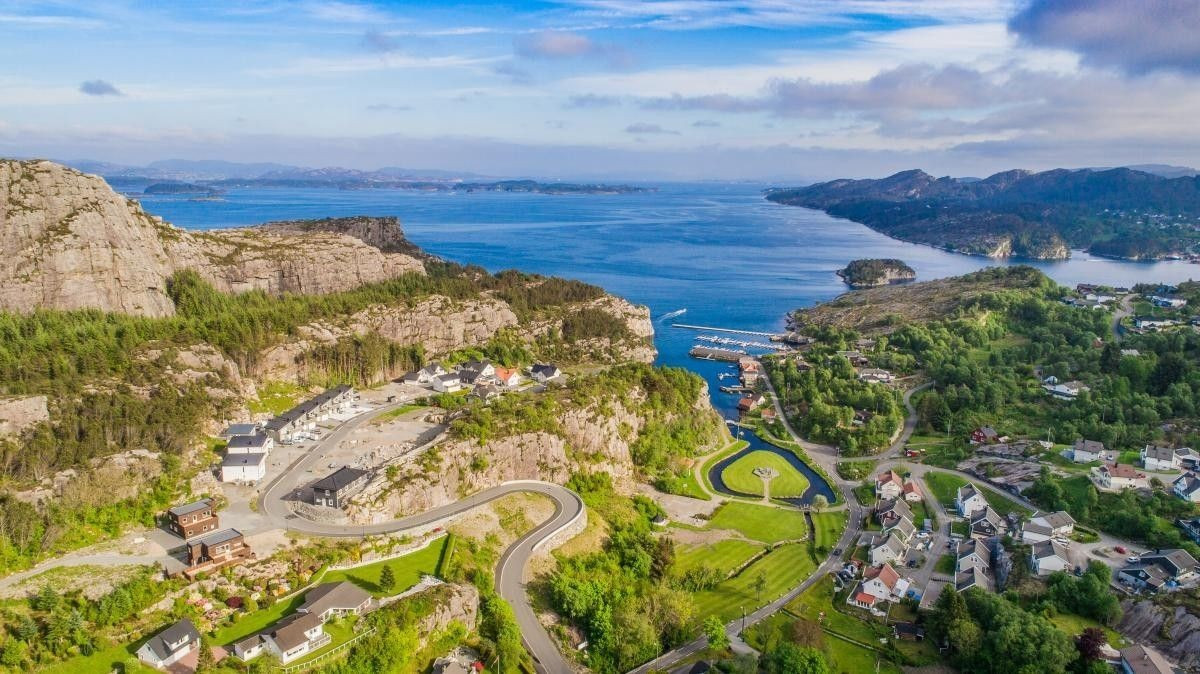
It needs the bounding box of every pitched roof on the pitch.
[168,499,213,517]
[298,581,371,617]
[957,484,981,501]
[1120,644,1176,674]
[312,466,368,492]
[1036,510,1077,530]
[853,590,879,606]
[531,363,561,376]
[190,528,243,548]
[228,433,271,449]
[874,531,907,555]
[1140,548,1199,577]
[269,611,323,652]
[902,481,921,497]
[494,366,519,382]
[955,567,989,592]
[221,452,267,468]
[957,539,992,568]
[877,498,913,521]
[143,619,200,661]
[970,507,1003,528]
[876,470,903,487]
[1032,540,1069,561]
[864,563,902,590]
[1074,439,1105,454]
[1174,472,1200,495]
[222,423,259,437]
[1144,445,1178,461]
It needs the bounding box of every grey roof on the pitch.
[1175,473,1200,494]
[168,499,213,517]
[874,531,907,555]
[434,373,461,384]
[957,539,992,568]
[957,484,981,502]
[298,581,371,616]
[955,567,989,592]
[888,515,916,540]
[876,498,913,522]
[190,528,243,548]
[222,423,259,437]
[222,452,267,468]
[266,386,354,430]
[1037,510,1076,530]
[970,506,1003,529]
[1145,445,1177,461]
[312,466,368,493]
[269,611,323,652]
[143,619,199,661]
[1121,564,1170,588]
[1120,645,1175,674]
[1074,439,1105,454]
[228,433,271,450]
[1032,540,1069,561]
[531,363,561,376]
[1140,548,1199,577]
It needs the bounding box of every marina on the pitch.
[688,346,747,362]
[672,323,783,338]
[694,334,789,351]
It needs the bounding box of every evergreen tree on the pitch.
[379,564,396,593]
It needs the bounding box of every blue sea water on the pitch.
[138,182,1199,424]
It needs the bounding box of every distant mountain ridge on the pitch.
[767,167,1200,260]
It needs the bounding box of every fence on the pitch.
[269,627,377,673]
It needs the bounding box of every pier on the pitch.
[695,334,785,350]
[688,346,747,362]
[672,323,782,338]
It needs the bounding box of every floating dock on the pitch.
[673,323,782,338]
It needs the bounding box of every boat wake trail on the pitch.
[658,308,687,322]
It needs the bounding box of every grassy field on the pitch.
[706,502,808,544]
[810,512,847,550]
[935,553,957,575]
[248,380,304,416]
[370,404,425,424]
[212,593,306,645]
[721,450,811,498]
[699,440,749,493]
[784,576,901,674]
[321,536,447,596]
[1047,612,1126,647]
[923,471,969,508]
[283,615,359,667]
[692,544,816,621]
[675,539,764,577]
[41,639,156,674]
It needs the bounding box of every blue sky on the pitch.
[1,0,1198,180]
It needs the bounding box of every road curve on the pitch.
[258,403,581,674]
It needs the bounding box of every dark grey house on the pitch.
[311,466,369,509]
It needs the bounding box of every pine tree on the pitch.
[379,564,396,592]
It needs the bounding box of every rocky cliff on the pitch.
[1117,598,1200,671]
[0,159,425,316]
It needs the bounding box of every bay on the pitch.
[138,182,1199,421]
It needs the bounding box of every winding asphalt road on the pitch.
[257,403,583,674]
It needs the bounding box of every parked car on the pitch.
[1114,546,1127,554]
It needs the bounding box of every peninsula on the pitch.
[837,258,916,287]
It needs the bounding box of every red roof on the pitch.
[876,470,903,487]
[902,482,921,495]
[854,592,878,606]
[1106,463,1144,479]
[865,563,901,589]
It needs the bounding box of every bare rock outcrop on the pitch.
[416,582,479,638]
[0,396,49,438]
[1117,599,1200,671]
[0,159,425,317]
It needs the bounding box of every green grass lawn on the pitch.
[671,469,712,501]
[720,450,811,498]
[248,380,304,416]
[810,512,847,550]
[674,539,764,577]
[370,404,425,424]
[950,521,970,538]
[853,484,877,506]
[1047,612,1126,647]
[692,544,816,620]
[212,594,306,646]
[699,440,749,493]
[41,639,156,674]
[783,576,901,674]
[935,553,957,575]
[283,615,359,667]
[321,536,447,596]
[706,502,808,544]
[922,471,968,508]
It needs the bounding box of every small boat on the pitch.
[658,308,687,321]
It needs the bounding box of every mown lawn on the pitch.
[212,594,305,646]
[923,471,968,508]
[1047,612,1126,647]
[321,536,447,596]
[42,639,155,674]
[721,450,811,498]
[282,615,359,667]
[699,440,749,493]
[935,553,957,575]
[810,512,847,550]
[706,502,808,544]
[784,576,901,674]
[692,544,816,621]
[370,404,425,424]
[674,539,764,577]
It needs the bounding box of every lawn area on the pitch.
[934,553,957,575]
[693,544,816,621]
[321,536,447,596]
[721,450,811,498]
[248,380,304,416]
[672,468,711,501]
[370,404,425,424]
[1047,612,1126,647]
[852,484,877,506]
[706,502,808,544]
[41,639,156,674]
[922,471,968,508]
[212,594,305,646]
[699,440,749,493]
[783,576,901,674]
[810,512,847,550]
[674,539,764,577]
[950,521,970,538]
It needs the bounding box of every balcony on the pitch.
[307,632,332,650]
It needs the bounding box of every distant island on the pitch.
[143,181,222,196]
[837,258,916,287]
[767,167,1200,261]
[200,175,649,195]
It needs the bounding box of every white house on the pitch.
[901,481,923,502]
[405,362,447,384]
[1173,472,1200,503]
[432,373,463,393]
[221,452,268,483]
[493,366,522,388]
[1030,540,1073,576]
[1021,511,1076,543]
[955,484,988,518]
[234,581,372,665]
[137,619,200,669]
[1044,380,1090,400]
[858,368,895,384]
[456,360,496,385]
[1135,316,1179,330]
[854,563,910,605]
[1071,439,1105,463]
[1097,463,1148,490]
[530,363,563,383]
[1148,295,1188,309]
[956,539,991,573]
[870,531,908,566]
[227,432,273,456]
[1143,445,1181,471]
[875,470,904,500]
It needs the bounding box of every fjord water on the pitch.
[140,182,1198,422]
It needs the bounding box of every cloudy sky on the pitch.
[1,0,1198,181]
